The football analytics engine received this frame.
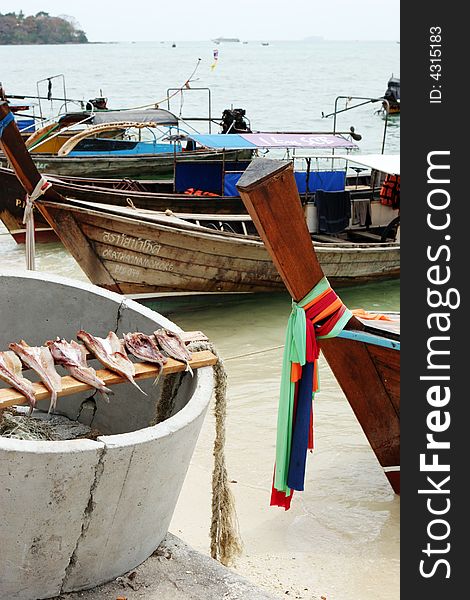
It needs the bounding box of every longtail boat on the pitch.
[0,101,400,293]
[236,159,400,494]
[0,127,399,247]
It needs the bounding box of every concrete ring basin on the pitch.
[0,271,214,600]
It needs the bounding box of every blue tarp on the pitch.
[16,118,35,132]
[175,161,251,194]
[224,170,346,196]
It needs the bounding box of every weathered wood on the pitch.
[37,205,120,290]
[320,336,399,466]
[237,160,363,329]
[0,350,217,410]
[237,160,323,300]
[36,196,399,294]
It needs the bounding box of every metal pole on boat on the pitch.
[326,95,389,156]
[381,99,390,154]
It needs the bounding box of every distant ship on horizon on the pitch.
[212,37,241,44]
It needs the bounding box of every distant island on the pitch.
[0,11,88,45]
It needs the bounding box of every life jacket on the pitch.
[184,188,220,197]
[380,174,400,209]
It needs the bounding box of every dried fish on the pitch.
[124,332,167,384]
[77,330,146,395]
[154,328,193,376]
[0,350,36,412]
[9,341,62,414]
[46,338,113,402]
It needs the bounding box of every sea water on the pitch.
[0,40,399,599]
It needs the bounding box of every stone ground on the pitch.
[52,533,281,600]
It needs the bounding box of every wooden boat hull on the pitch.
[321,331,400,493]
[0,148,250,180]
[0,166,375,244]
[36,199,400,294]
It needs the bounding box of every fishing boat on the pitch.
[235,159,400,494]
[0,269,216,598]
[0,106,252,180]
[0,130,397,244]
[0,104,400,291]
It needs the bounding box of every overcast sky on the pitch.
[2,1,399,42]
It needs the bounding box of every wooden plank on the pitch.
[0,350,217,410]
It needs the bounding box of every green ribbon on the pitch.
[274,277,352,494]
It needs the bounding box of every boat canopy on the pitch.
[91,108,179,126]
[314,154,399,175]
[189,133,358,150]
[345,154,399,175]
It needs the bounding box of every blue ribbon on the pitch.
[0,112,14,139]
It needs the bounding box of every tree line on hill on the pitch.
[0,11,88,45]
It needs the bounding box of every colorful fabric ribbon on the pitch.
[271,277,352,509]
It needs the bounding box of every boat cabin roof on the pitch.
[57,108,179,127]
[188,133,358,150]
[314,153,400,175]
[91,108,179,126]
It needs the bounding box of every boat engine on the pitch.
[220,108,251,134]
[86,96,108,111]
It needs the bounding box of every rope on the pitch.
[224,345,284,362]
[23,177,52,270]
[0,112,14,138]
[188,340,243,567]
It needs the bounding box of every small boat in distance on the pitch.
[212,37,240,43]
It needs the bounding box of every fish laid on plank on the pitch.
[154,329,193,375]
[124,332,168,383]
[77,330,146,394]
[9,341,62,413]
[0,350,37,411]
[46,338,113,402]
